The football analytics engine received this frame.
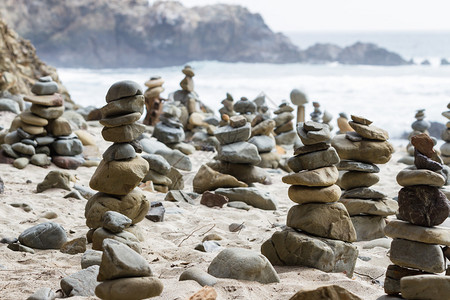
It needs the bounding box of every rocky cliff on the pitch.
[0,17,71,101]
[0,0,409,68]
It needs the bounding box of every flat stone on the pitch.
[297,122,331,145]
[30,103,64,119]
[164,190,196,204]
[89,156,149,195]
[179,267,217,286]
[2,144,19,159]
[19,222,67,249]
[349,121,389,141]
[0,98,20,113]
[248,135,275,153]
[287,203,356,242]
[401,275,450,300]
[288,184,341,204]
[102,211,132,233]
[411,133,436,158]
[414,150,443,171]
[233,98,257,114]
[289,285,362,300]
[146,201,165,222]
[101,95,144,118]
[293,143,330,155]
[282,166,338,186]
[351,215,386,241]
[384,264,429,295]
[37,170,74,193]
[346,131,363,142]
[390,238,445,273]
[206,160,270,185]
[143,169,172,186]
[60,237,87,255]
[338,171,379,190]
[214,123,251,145]
[26,287,56,300]
[287,147,340,172]
[24,93,63,107]
[227,201,251,210]
[81,249,102,269]
[217,141,261,165]
[274,112,294,128]
[21,123,46,135]
[167,167,184,190]
[171,142,195,155]
[36,136,55,145]
[35,146,51,156]
[7,242,35,254]
[341,187,386,199]
[97,238,151,281]
[31,81,58,95]
[215,187,277,210]
[100,112,141,127]
[145,86,164,98]
[385,220,450,246]
[52,156,84,169]
[208,248,279,284]
[193,164,247,193]
[155,148,192,171]
[85,189,149,229]
[106,80,143,102]
[95,277,163,300]
[20,111,48,126]
[91,228,141,253]
[60,265,99,297]
[102,123,145,143]
[341,198,398,216]
[30,154,51,167]
[251,119,276,136]
[274,120,294,134]
[200,191,228,208]
[52,139,83,156]
[396,168,445,187]
[337,160,380,173]
[351,115,372,125]
[332,134,394,164]
[144,77,164,88]
[12,142,35,156]
[261,229,358,277]
[257,151,281,169]
[274,104,294,114]
[13,157,29,169]
[103,143,136,162]
[141,153,171,175]
[398,185,450,227]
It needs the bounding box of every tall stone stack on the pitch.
[249,108,279,169]
[261,121,359,277]
[441,102,450,165]
[152,104,185,147]
[218,93,235,117]
[273,102,296,145]
[310,101,322,122]
[2,76,84,169]
[334,115,397,241]
[383,133,450,298]
[143,76,164,126]
[85,81,150,252]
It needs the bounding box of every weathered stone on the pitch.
[341,187,386,199]
[251,119,276,136]
[215,187,277,210]
[141,153,171,175]
[95,277,163,300]
[287,147,339,172]
[52,139,83,156]
[289,285,362,300]
[282,166,338,186]
[153,122,185,144]
[100,112,141,128]
[206,160,270,185]
[30,103,64,119]
[274,120,294,134]
[290,89,308,106]
[106,80,143,102]
[414,150,443,172]
[20,111,48,126]
[217,141,261,165]
[102,211,132,233]
[24,93,63,107]
[337,171,379,190]
[26,287,56,300]
[91,228,141,253]
[337,160,380,173]
[400,275,450,300]
[103,143,136,161]
[179,267,218,287]
[164,190,196,204]
[81,249,102,269]
[52,156,84,169]
[341,198,398,216]
[154,148,192,171]
[384,264,429,295]
[12,142,35,156]
[385,220,450,246]
[233,98,257,114]
[37,170,75,192]
[13,157,29,169]
[208,248,279,283]
[102,123,146,143]
[30,154,51,167]
[248,135,275,153]
[351,216,386,241]
[349,121,389,141]
[31,80,58,95]
[146,201,165,222]
[274,112,294,127]
[229,115,247,128]
[200,191,228,208]
[0,98,20,113]
[143,169,172,186]
[261,229,358,277]
[410,133,436,158]
[19,222,67,249]
[166,167,184,190]
[396,168,445,187]
[193,164,247,194]
[101,95,145,118]
[89,156,149,195]
[351,115,372,125]
[288,184,341,204]
[60,266,99,297]
[398,185,450,227]
[297,122,331,145]
[332,134,394,164]
[47,117,72,136]
[60,237,87,255]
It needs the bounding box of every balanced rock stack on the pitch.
[218,93,235,118]
[383,133,450,298]
[273,102,297,145]
[2,76,84,169]
[233,97,257,123]
[333,115,397,241]
[86,81,149,252]
[310,101,322,122]
[441,102,450,165]
[249,107,279,169]
[152,104,185,147]
[262,121,359,277]
[400,109,433,165]
[143,76,164,126]
[95,238,163,299]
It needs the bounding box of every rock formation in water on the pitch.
[0,0,409,68]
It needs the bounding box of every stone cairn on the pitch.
[334,115,397,241]
[400,109,432,165]
[273,102,296,145]
[152,103,185,148]
[262,121,359,277]
[86,80,150,254]
[233,96,257,123]
[218,93,235,118]
[2,76,84,169]
[383,133,450,298]
[441,102,450,165]
[143,76,164,126]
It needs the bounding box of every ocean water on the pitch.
[59,61,450,139]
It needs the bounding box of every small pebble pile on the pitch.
[86,80,150,253]
[441,102,450,165]
[383,133,450,298]
[143,76,164,126]
[335,115,398,241]
[273,102,296,145]
[2,76,84,169]
[262,121,359,277]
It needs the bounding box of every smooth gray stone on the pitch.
[81,249,102,269]
[36,136,55,145]
[64,190,85,200]
[214,123,251,145]
[4,131,21,145]
[12,142,35,156]
[60,265,99,296]
[273,112,294,127]
[341,187,386,199]
[346,131,363,142]
[102,211,132,233]
[217,141,261,165]
[274,130,298,145]
[2,144,19,158]
[145,201,165,222]
[17,128,34,139]
[290,89,308,106]
[13,157,29,169]
[153,122,185,144]
[248,135,275,153]
[105,80,143,102]
[7,242,35,254]
[30,154,51,167]
[102,143,136,162]
[21,139,38,147]
[411,119,430,131]
[141,153,171,175]
[26,287,56,300]
[227,201,251,211]
[215,187,277,210]
[155,148,192,171]
[73,184,96,200]
[35,146,51,155]
[160,115,183,128]
[297,122,331,145]
[0,98,20,113]
[39,76,53,82]
[31,81,58,95]
[337,160,380,173]
[19,222,67,249]
[288,147,340,172]
[233,98,257,114]
[52,139,83,156]
[179,267,218,286]
[351,215,386,241]
[139,138,171,154]
[208,248,279,283]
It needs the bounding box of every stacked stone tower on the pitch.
[273,102,296,145]
[441,102,450,165]
[143,76,164,126]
